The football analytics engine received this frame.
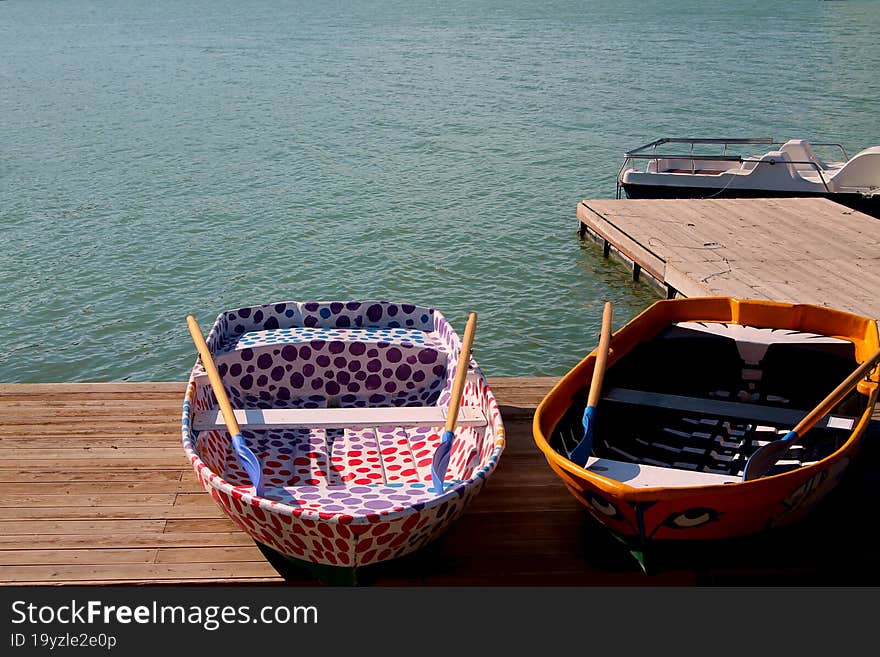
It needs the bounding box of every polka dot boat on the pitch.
[181,300,506,576]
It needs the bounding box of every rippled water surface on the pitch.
[2,0,878,382]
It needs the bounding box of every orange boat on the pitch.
[532,297,880,558]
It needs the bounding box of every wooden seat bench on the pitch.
[192,405,487,431]
[602,387,856,431]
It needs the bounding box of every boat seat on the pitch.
[192,405,487,431]
[602,387,856,431]
[214,326,448,355]
[827,146,880,190]
[192,326,451,409]
[584,456,740,488]
[778,139,824,173]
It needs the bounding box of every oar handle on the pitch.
[793,345,880,437]
[587,301,614,409]
[186,315,243,437]
[445,312,478,433]
[569,301,615,466]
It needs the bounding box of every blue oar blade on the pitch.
[431,430,455,494]
[232,433,264,496]
[742,429,798,481]
[569,405,596,466]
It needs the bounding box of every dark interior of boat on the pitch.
[551,323,870,478]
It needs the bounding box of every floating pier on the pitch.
[1,380,879,586]
[578,197,880,318]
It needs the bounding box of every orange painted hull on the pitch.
[533,297,879,544]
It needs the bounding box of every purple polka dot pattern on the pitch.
[181,300,506,568]
[197,327,447,410]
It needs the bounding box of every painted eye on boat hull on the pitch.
[587,493,621,519]
[661,507,721,529]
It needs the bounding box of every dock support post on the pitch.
[632,263,641,282]
[603,239,611,257]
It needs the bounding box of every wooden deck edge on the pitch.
[577,201,668,283]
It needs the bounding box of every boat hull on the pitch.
[181,300,505,574]
[619,182,880,218]
[533,297,880,546]
[183,421,492,568]
[547,444,858,543]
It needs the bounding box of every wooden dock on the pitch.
[2,379,880,586]
[578,197,880,318]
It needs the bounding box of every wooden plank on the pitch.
[163,518,242,533]
[0,480,201,495]
[0,469,187,484]
[0,548,159,565]
[0,382,185,394]
[0,437,183,449]
[0,532,257,550]
[0,450,187,466]
[0,399,182,408]
[0,426,180,437]
[0,493,178,508]
[0,562,282,584]
[0,506,223,521]
[154,546,267,563]
[0,519,167,535]
[0,406,181,419]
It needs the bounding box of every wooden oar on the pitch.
[570,301,614,466]
[186,315,264,495]
[742,345,880,481]
[431,312,478,494]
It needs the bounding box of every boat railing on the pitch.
[616,137,848,198]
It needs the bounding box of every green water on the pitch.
[2,0,878,382]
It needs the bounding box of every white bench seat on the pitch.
[192,405,487,431]
[584,457,740,488]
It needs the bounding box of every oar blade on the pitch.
[232,433,264,495]
[742,431,797,481]
[431,429,454,494]
[569,405,596,466]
